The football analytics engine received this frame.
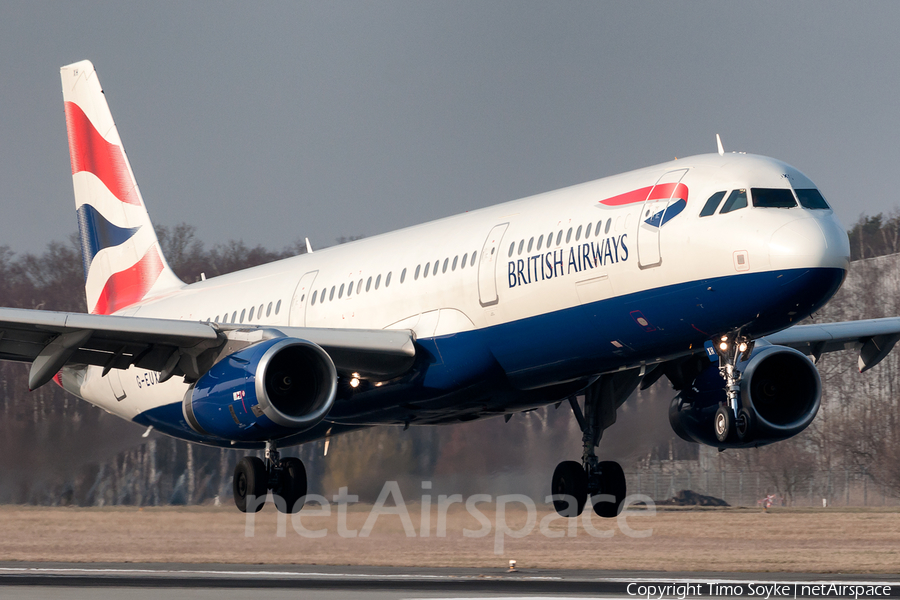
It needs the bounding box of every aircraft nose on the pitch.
[768,216,850,271]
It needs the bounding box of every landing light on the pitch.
[719,342,728,351]
[738,342,748,353]
[349,377,360,388]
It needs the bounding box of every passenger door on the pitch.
[477,223,509,307]
[288,270,318,327]
[637,169,688,269]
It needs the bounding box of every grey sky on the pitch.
[1,1,898,255]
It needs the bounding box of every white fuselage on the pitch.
[64,152,850,444]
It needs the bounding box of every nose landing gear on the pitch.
[233,440,307,513]
[713,334,754,443]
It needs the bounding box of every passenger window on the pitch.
[415,265,421,280]
[556,230,563,245]
[401,268,407,283]
[537,235,543,251]
[442,258,449,273]
[311,291,317,305]
[320,288,327,302]
[604,219,611,234]
[240,309,246,323]
[329,286,336,301]
[347,282,353,297]
[752,188,797,208]
[275,300,281,314]
[452,256,458,271]
[795,188,830,209]
[471,252,477,266]
[366,276,372,291]
[461,253,468,268]
[249,306,255,321]
[584,223,591,239]
[357,279,363,294]
[258,304,263,317]
[517,240,524,255]
[232,311,237,323]
[423,262,430,278]
[720,189,748,214]
[508,242,515,257]
[700,191,727,217]
[566,228,573,243]
[527,237,534,252]
[386,272,392,287]
[339,283,345,298]
[433,261,439,276]
[267,302,272,317]
[214,315,220,322]
[375,274,381,289]
[575,225,582,241]
[547,231,554,246]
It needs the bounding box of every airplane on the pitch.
[2,59,896,517]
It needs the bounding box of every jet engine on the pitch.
[669,344,821,448]
[183,337,337,442]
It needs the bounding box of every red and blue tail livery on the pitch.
[60,60,181,314]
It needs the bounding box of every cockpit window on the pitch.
[699,191,726,217]
[795,188,830,209]
[719,189,748,214]
[752,188,797,208]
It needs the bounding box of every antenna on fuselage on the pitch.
[716,134,725,156]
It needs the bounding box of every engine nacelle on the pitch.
[669,344,821,448]
[183,337,337,442]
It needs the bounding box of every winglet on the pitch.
[305,237,314,254]
[716,134,725,156]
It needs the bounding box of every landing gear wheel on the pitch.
[275,457,307,514]
[592,460,626,518]
[233,456,267,513]
[552,461,588,517]
[735,407,754,441]
[714,405,733,443]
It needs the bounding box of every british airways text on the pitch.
[508,234,628,288]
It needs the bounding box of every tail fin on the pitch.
[60,60,183,315]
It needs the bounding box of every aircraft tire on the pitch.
[714,405,733,443]
[592,460,626,518]
[275,457,307,514]
[736,407,754,441]
[233,456,268,513]
[551,460,588,517]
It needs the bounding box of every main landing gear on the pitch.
[233,440,307,513]
[712,334,755,444]
[552,371,639,518]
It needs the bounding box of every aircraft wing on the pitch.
[762,317,900,372]
[0,307,416,390]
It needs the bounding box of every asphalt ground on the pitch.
[0,562,897,599]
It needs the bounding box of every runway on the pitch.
[0,563,897,600]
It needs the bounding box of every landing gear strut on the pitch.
[552,371,639,518]
[713,334,754,443]
[233,440,307,513]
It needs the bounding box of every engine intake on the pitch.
[669,344,821,448]
[184,337,337,442]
